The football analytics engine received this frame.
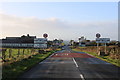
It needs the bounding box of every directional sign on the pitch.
[96,38,110,43]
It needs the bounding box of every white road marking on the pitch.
[86,53,95,57]
[39,61,45,64]
[40,62,74,64]
[49,53,54,57]
[72,58,85,80]
[72,58,78,67]
[80,74,85,80]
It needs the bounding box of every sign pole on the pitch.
[96,33,110,55]
[96,33,101,54]
[105,43,106,54]
[97,43,99,54]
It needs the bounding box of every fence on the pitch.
[0,48,40,63]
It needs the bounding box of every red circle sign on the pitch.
[43,33,48,38]
[96,33,101,38]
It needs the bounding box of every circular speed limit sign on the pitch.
[43,33,48,38]
[96,33,101,38]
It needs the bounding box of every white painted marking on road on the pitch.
[86,53,95,58]
[39,61,45,64]
[72,58,78,67]
[49,53,54,57]
[80,74,85,80]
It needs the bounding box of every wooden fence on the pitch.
[0,48,40,63]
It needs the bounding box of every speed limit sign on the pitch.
[96,33,101,38]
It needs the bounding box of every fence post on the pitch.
[9,49,12,58]
[17,49,20,57]
[2,49,6,60]
[23,49,25,57]
[31,49,33,56]
[27,49,29,54]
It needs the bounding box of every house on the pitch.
[1,34,47,48]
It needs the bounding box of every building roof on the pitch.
[2,34,36,43]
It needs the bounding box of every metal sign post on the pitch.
[105,43,107,54]
[97,43,99,53]
[96,37,110,55]
[96,33,101,54]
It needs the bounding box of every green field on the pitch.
[1,48,43,63]
[2,48,56,79]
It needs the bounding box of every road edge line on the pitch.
[80,74,85,80]
[72,58,78,67]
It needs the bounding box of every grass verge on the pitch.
[73,48,120,67]
[2,50,55,80]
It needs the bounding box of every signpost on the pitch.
[96,33,101,53]
[96,33,110,55]
[96,38,110,54]
[43,33,48,51]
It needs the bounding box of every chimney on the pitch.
[27,34,29,37]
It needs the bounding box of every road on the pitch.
[19,46,120,80]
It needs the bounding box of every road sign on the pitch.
[43,33,48,38]
[96,38,110,43]
[96,33,101,38]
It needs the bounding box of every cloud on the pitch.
[0,13,118,40]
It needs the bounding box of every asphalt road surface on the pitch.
[19,46,120,80]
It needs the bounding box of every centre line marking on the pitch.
[80,74,85,80]
[72,58,78,67]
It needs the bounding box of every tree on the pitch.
[69,40,74,46]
